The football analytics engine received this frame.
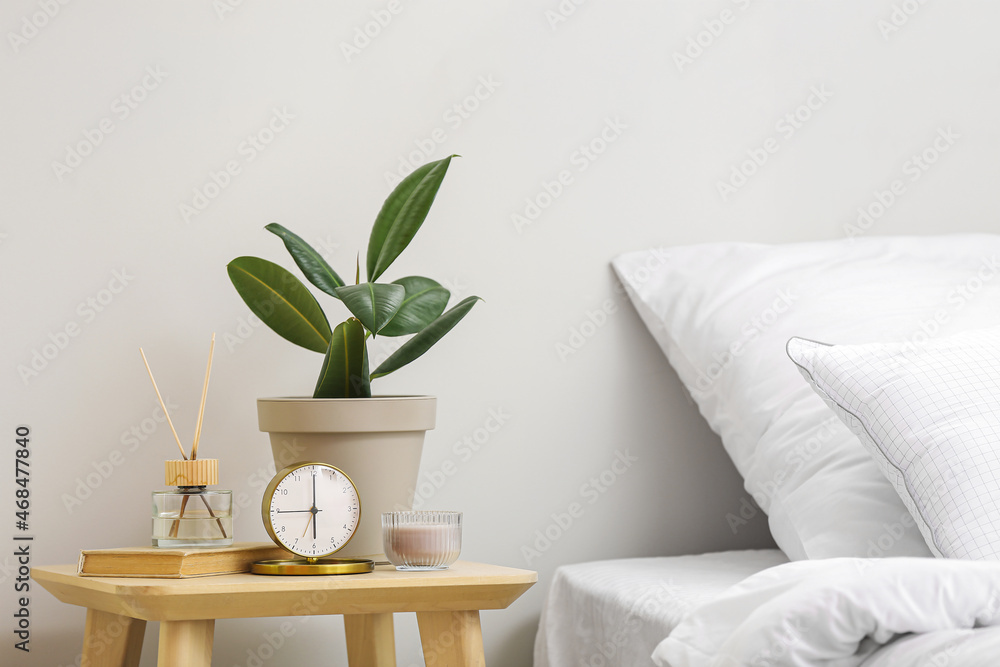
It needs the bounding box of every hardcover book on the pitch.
[77,542,288,578]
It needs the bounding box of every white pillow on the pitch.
[788,328,1000,560]
[612,235,1000,560]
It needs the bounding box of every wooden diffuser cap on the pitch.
[165,459,218,487]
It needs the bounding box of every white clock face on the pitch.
[266,464,361,558]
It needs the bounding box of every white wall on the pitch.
[3,1,998,665]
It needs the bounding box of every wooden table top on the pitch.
[32,560,537,621]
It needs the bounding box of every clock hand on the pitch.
[275,509,313,513]
[298,509,323,538]
[310,469,320,541]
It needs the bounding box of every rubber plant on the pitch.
[226,155,480,398]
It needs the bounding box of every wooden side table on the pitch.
[32,560,536,667]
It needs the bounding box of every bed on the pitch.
[535,550,788,666]
[535,235,1000,667]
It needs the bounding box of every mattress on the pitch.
[533,549,789,667]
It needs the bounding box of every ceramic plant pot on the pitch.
[257,395,436,559]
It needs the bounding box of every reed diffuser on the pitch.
[143,335,233,548]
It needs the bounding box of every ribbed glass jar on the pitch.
[382,511,462,570]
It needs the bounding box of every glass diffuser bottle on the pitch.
[152,459,232,548]
[141,334,232,548]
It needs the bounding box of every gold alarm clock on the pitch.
[251,462,373,575]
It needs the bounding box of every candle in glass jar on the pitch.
[382,511,462,570]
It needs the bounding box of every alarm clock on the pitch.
[251,462,374,575]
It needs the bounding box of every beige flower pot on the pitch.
[257,396,436,559]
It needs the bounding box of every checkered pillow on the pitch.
[788,327,1000,559]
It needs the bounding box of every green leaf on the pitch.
[227,257,331,353]
[371,296,481,379]
[366,155,456,282]
[379,276,450,337]
[313,318,371,398]
[334,282,405,335]
[265,223,345,298]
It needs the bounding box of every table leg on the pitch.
[81,609,145,667]
[157,619,214,667]
[345,612,397,666]
[416,610,485,667]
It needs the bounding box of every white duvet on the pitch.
[654,558,1000,667]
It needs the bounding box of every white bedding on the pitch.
[654,557,1000,667]
[860,626,1000,667]
[533,549,789,667]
